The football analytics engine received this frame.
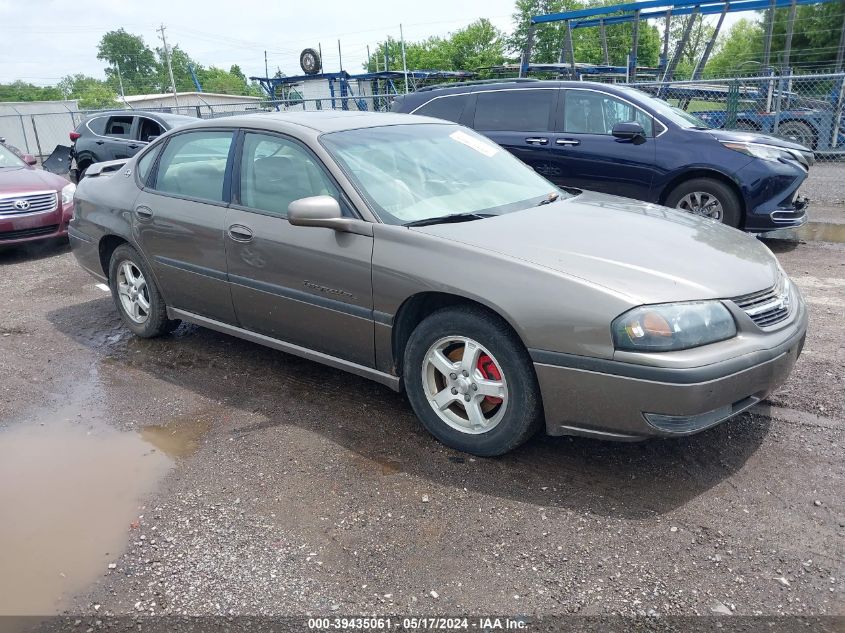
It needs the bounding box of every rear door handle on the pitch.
[95,140,105,145]
[228,224,254,243]
[555,139,581,146]
[135,205,153,220]
[127,143,139,149]
[525,137,549,145]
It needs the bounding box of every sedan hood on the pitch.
[412,191,780,304]
[0,166,68,194]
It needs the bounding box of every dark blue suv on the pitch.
[392,80,813,231]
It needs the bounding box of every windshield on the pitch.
[0,144,25,168]
[320,123,567,225]
[616,87,711,129]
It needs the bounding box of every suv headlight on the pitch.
[612,301,737,352]
[721,141,796,163]
[61,183,76,205]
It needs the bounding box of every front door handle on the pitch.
[525,137,549,145]
[555,138,581,146]
[228,224,254,243]
[95,140,105,145]
[127,143,139,150]
[135,205,153,220]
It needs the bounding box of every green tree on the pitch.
[508,0,661,68]
[666,13,716,78]
[0,81,63,102]
[159,44,202,92]
[448,18,507,71]
[56,74,118,109]
[96,29,159,94]
[769,2,845,70]
[705,18,764,78]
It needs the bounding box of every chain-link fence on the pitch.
[0,103,80,160]
[631,72,845,161]
[5,73,845,163]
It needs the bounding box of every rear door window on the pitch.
[151,131,233,203]
[563,90,654,136]
[104,116,134,138]
[473,89,555,132]
[414,94,470,123]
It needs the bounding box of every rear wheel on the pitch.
[108,244,178,338]
[403,305,543,456]
[665,177,742,228]
[778,121,816,150]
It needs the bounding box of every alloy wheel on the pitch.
[116,260,151,324]
[677,191,724,221]
[421,336,508,435]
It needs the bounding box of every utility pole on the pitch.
[115,60,126,102]
[338,39,343,72]
[157,23,179,106]
[400,24,408,94]
[264,50,269,79]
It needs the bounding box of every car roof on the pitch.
[175,110,451,134]
[83,110,196,124]
[400,79,630,101]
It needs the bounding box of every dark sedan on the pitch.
[392,80,813,232]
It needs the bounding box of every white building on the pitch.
[121,92,262,116]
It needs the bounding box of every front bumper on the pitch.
[738,158,809,231]
[0,201,73,246]
[533,304,808,440]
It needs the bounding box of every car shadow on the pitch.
[0,237,69,265]
[47,297,770,521]
[759,236,801,254]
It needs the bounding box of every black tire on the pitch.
[665,177,742,228]
[108,244,178,338]
[299,48,322,75]
[778,121,816,150]
[76,161,91,182]
[403,305,543,457]
[734,120,760,132]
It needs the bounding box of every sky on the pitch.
[1,1,751,87]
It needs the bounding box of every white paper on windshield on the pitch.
[449,130,498,157]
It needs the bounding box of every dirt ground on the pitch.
[0,206,842,620]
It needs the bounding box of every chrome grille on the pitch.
[0,191,58,216]
[733,276,791,328]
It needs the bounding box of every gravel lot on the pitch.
[0,213,842,620]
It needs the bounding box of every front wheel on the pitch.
[108,244,178,337]
[403,305,543,456]
[665,177,742,228]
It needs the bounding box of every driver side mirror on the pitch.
[287,196,372,236]
[611,121,646,143]
[23,154,37,166]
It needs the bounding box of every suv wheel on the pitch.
[403,305,543,456]
[665,178,742,228]
[108,244,178,337]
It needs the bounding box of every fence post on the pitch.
[30,115,44,159]
[832,75,845,148]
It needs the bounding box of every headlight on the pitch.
[612,301,736,352]
[61,183,76,205]
[721,141,795,163]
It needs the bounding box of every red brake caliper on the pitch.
[477,354,503,405]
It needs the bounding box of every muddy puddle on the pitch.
[763,221,845,244]
[0,385,208,615]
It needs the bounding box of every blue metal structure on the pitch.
[520,0,841,80]
[249,70,475,112]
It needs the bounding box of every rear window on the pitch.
[473,89,554,132]
[85,116,107,136]
[414,94,469,123]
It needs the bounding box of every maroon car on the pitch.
[0,142,75,246]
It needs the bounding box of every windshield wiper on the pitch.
[404,212,493,227]
[536,192,560,206]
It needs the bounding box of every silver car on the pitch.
[69,112,807,456]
